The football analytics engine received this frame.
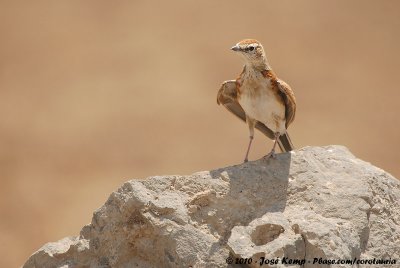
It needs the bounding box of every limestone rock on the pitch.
[23,146,400,267]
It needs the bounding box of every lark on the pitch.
[217,39,296,162]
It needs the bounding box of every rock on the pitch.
[23,146,400,268]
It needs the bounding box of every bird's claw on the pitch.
[264,150,276,160]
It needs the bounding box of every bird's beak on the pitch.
[231,45,241,52]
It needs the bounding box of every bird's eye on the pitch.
[248,46,255,51]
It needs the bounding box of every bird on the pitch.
[217,39,296,162]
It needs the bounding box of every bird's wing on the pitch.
[217,80,276,140]
[276,79,296,128]
[217,80,238,105]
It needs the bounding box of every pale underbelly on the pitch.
[238,93,286,133]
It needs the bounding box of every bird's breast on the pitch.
[238,78,286,133]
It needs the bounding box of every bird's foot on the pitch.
[263,150,276,160]
[243,158,249,163]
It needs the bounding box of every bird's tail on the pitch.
[277,132,294,152]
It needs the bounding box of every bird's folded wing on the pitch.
[217,80,275,140]
[276,79,296,128]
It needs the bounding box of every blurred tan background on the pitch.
[1,1,399,266]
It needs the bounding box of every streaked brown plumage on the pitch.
[217,39,296,162]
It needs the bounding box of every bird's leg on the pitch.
[244,117,256,163]
[244,136,253,163]
[264,132,280,159]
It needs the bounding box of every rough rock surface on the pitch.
[23,146,400,268]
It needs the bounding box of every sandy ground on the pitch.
[1,1,399,267]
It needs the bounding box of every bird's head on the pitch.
[231,39,269,69]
